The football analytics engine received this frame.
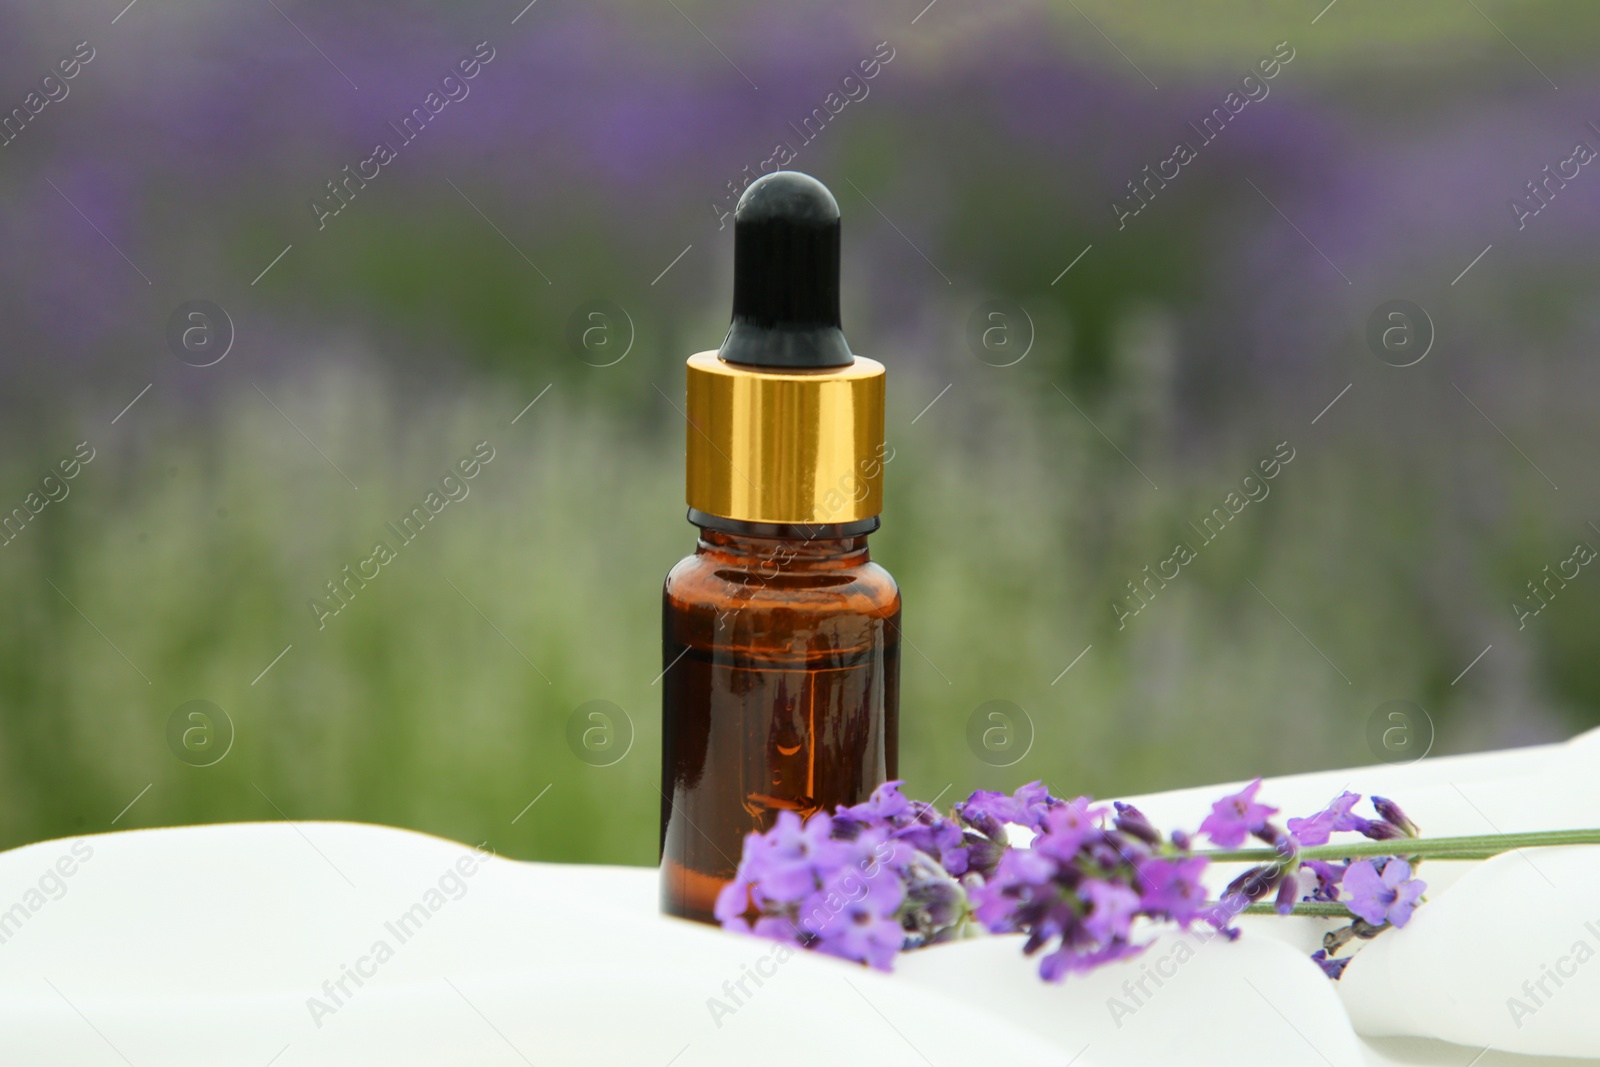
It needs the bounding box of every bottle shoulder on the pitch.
[664,548,899,617]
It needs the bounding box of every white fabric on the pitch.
[0,730,1596,1065]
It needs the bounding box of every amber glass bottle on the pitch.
[659,171,900,923]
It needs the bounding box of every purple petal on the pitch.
[1340,859,1391,925]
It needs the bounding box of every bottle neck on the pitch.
[688,509,874,568]
[687,507,877,539]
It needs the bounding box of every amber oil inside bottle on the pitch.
[659,518,900,923]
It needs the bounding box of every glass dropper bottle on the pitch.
[659,171,900,924]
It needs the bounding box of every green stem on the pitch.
[1200,828,1600,865]
[1238,900,1354,918]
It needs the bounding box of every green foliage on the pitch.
[0,361,1584,863]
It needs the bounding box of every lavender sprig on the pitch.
[715,779,1600,983]
[1200,829,1600,864]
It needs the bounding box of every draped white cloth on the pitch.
[1,729,1595,1066]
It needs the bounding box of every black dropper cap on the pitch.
[718,171,854,369]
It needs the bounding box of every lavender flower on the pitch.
[1341,858,1426,929]
[1133,855,1209,925]
[1289,792,1421,844]
[1311,949,1351,979]
[1221,862,1283,905]
[1032,797,1112,861]
[966,793,1217,981]
[956,781,1060,831]
[1112,801,1162,846]
[1301,859,1347,902]
[714,809,908,968]
[952,781,1060,879]
[1371,796,1419,838]
[835,780,965,870]
[1272,870,1304,916]
[1279,795,1429,978]
[718,778,1435,985]
[1080,880,1142,943]
[969,846,1054,933]
[898,850,970,948]
[797,863,906,971]
[1199,778,1278,848]
[1286,791,1362,847]
[717,789,974,970]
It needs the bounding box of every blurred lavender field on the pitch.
[1,0,1597,864]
